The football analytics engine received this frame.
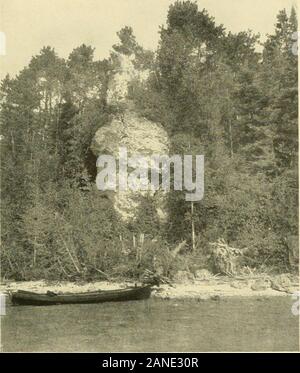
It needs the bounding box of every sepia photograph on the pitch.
[0,0,299,354]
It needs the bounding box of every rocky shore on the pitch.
[1,272,298,302]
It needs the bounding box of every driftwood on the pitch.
[210,238,243,276]
[141,269,173,286]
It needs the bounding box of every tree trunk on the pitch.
[229,119,233,158]
[191,202,195,251]
[33,237,37,267]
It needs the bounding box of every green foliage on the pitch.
[112,27,138,56]
[132,195,161,237]
[0,3,298,280]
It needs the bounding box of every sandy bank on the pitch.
[1,276,298,301]
[153,281,299,300]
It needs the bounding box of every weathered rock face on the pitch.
[91,110,169,222]
[91,51,170,223]
[92,110,169,157]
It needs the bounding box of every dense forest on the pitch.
[0,1,298,281]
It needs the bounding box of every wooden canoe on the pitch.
[11,285,152,306]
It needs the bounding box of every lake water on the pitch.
[1,296,299,352]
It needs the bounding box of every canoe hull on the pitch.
[11,286,152,306]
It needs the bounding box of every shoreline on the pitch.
[1,275,299,301]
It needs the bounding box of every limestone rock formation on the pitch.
[91,50,170,223]
[107,53,149,104]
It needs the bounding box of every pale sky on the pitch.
[0,0,298,80]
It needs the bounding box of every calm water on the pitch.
[1,297,299,352]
